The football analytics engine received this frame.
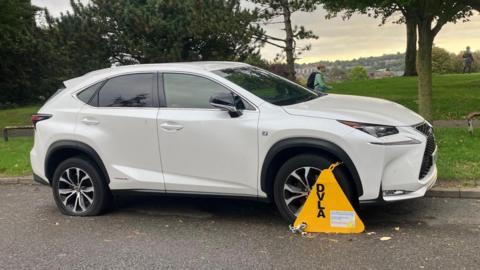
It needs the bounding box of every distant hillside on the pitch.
[295,52,405,80]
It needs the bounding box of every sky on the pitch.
[32,0,480,64]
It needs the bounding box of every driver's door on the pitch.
[157,73,260,196]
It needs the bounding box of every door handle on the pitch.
[81,118,100,125]
[160,122,183,131]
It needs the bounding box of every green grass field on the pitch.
[331,73,480,120]
[435,128,479,184]
[0,138,33,177]
[0,105,39,130]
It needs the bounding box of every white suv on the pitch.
[30,62,437,222]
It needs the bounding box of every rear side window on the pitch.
[77,82,103,104]
[98,73,155,107]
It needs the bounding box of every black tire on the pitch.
[51,156,111,216]
[273,154,357,223]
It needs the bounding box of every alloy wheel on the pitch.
[283,166,321,217]
[57,167,95,214]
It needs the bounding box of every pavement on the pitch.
[1,184,480,270]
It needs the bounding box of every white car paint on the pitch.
[31,61,437,205]
[283,94,424,126]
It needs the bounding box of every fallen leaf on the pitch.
[380,236,392,241]
[366,232,376,235]
[394,227,400,231]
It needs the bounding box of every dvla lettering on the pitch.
[316,183,326,218]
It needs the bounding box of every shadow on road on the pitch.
[111,193,429,229]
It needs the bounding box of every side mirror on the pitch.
[209,92,243,118]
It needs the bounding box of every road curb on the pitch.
[0,177,479,199]
[425,187,480,199]
[0,176,34,185]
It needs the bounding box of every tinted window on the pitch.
[163,73,232,109]
[214,67,320,106]
[77,81,103,104]
[98,74,154,107]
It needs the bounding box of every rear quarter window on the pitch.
[77,81,104,105]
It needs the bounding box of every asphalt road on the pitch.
[1,185,479,270]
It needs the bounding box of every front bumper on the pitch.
[382,164,437,202]
[351,121,438,202]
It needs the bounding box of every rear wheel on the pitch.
[273,154,357,223]
[51,157,111,216]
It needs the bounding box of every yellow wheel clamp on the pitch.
[292,162,365,234]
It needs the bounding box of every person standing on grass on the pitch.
[307,64,332,92]
[463,46,474,73]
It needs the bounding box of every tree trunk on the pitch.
[417,20,434,122]
[404,16,418,76]
[281,3,296,81]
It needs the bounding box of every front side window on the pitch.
[163,73,232,109]
[214,67,320,106]
[98,74,154,107]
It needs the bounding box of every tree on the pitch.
[250,0,320,80]
[347,66,369,81]
[431,47,456,74]
[321,0,418,76]
[45,2,112,78]
[88,0,262,64]
[412,1,477,121]
[0,0,60,105]
[244,53,270,69]
[322,0,479,121]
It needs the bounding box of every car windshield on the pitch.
[213,67,322,106]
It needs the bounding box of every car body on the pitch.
[30,62,437,221]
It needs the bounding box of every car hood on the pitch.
[283,94,424,126]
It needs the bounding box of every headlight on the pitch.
[338,120,399,138]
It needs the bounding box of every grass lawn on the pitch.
[0,128,478,183]
[0,138,33,177]
[0,105,40,130]
[435,128,479,184]
[331,73,480,120]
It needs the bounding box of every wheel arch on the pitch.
[260,137,363,200]
[45,140,110,185]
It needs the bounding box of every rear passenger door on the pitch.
[76,73,165,190]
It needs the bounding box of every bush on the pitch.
[347,66,369,81]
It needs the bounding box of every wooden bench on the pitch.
[2,125,34,142]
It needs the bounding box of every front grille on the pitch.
[414,122,436,179]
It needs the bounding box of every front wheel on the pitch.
[273,154,357,223]
[51,157,111,216]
